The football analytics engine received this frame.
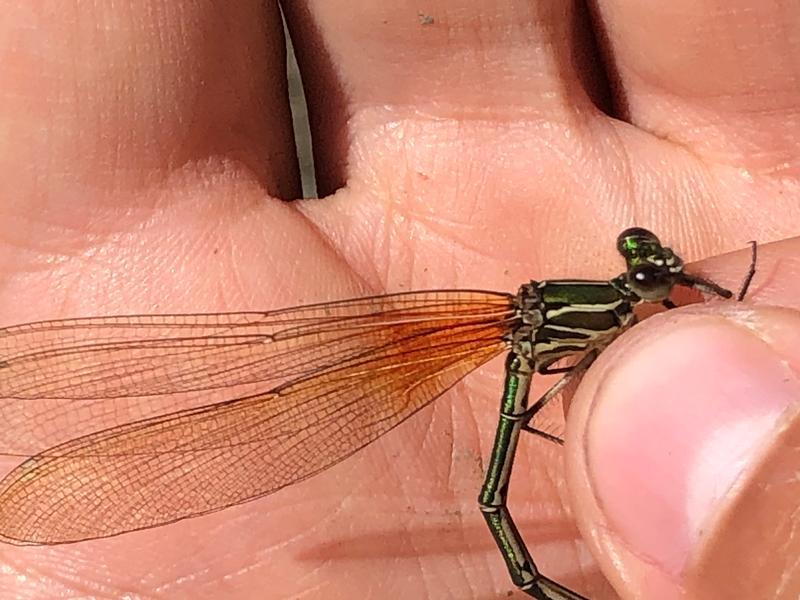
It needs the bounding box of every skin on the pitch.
[0,1,798,598]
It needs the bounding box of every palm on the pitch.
[1,2,798,599]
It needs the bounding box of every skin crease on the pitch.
[0,0,799,598]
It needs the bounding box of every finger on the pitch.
[0,1,297,213]
[566,236,800,599]
[0,3,355,326]
[283,1,607,195]
[594,1,800,170]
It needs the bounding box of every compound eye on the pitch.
[629,264,673,301]
[633,264,659,285]
[617,227,661,259]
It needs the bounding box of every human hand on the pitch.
[0,2,798,599]
[566,239,800,599]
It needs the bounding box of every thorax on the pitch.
[511,279,636,371]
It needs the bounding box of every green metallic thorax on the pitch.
[513,278,638,371]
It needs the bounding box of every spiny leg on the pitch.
[521,350,601,443]
[478,353,589,600]
[737,240,757,301]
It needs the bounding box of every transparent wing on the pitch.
[0,318,508,544]
[0,291,514,543]
[0,291,514,453]
[0,290,512,399]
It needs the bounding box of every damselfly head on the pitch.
[617,227,685,301]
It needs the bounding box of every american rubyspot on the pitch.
[0,227,754,599]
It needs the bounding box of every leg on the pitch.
[520,349,600,441]
[539,365,573,375]
[478,353,589,599]
[737,240,757,301]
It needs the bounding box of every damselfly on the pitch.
[0,227,754,599]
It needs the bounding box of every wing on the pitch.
[0,290,512,399]
[0,317,508,544]
[0,291,514,453]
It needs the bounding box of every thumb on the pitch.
[565,238,800,600]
